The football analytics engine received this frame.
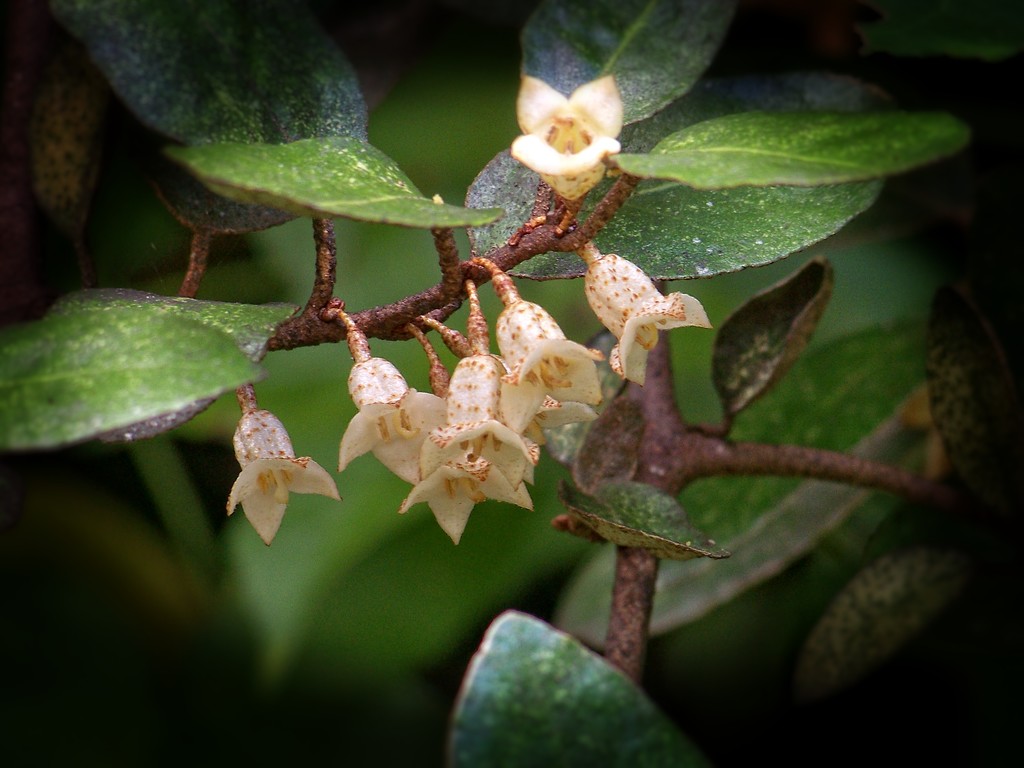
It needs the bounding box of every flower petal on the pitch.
[348,357,409,409]
[233,409,295,465]
[568,75,623,139]
[516,75,569,134]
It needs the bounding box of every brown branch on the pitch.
[268,218,338,350]
[432,226,463,297]
[669,431,974,516]
[178,230,211,298]
[0,0,53,325]
[604,544,660,682]
[267,172,642,351]
[604,335,679,681]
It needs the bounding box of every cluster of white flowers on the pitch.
[225,75,711,545]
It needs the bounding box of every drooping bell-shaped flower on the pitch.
[398,457,533,544]
[227,408,340,545]
[338,357,446,484]
[510,75,623,201]
[471,257,604,432]
[579,243,712,385]
[419,352,540,486]
[336,312,446,484]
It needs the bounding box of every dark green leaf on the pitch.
[471,72,888,279]
[859,0,1024,60]
[148,156,294,234]
[29,38,108,242]
[166,138,504,228]
[50,288,297,362]
[521,0,737,124]
[556,323,932,644]
[0,308,263,451]
[712,257,834,417]
[450,611,712,767]
[49,0,367,144]
[615,111,970,188]
[559,481,729,560]
[793,547,971,702]
[571,397,644,492]
[926,286,1024,515]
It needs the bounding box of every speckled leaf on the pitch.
[559,481,729,560]
[49,0,367,145]
[521,0,737,125]
[0,308,263,451]
[713,257,833,418]
[50,288,297,362]
[793,547,972,702]
[926,286,1024,516]
[450,611,712,767]
[470,72,887,279]
[615,111,970,188]
[29,38,108,242]
[571,397,645,493]
[859,0,1024,60]
[166,137,504,228]
[50,0,368,234]
[555,324,931,645]
[542,330,624,467]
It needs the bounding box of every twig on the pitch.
[431,226,463,298]
[268,218,338,349]
[178,229,211,298]
[267,173,641,350]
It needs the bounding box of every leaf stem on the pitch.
[432,226,463,298]
[178,229,211,298]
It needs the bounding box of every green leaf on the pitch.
[471,72,888,279]
[49,0,367,144]
[50,288,297,362]
[859,0,1024,61]
[166,137,504,228]
[793,547,972,702]
[555,323,932,644]
[615,110,970,188]
[146,157,294,235]
[712,257,834,418]
[450,611,712,767]
[571,396,645,492]
[0,308,263,451]
[521,0,737,125]
[559,481,729,560]
[926,286,1024,516]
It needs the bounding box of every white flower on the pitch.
[580,245,711,385]
[227,409,340,545]
[398,457,533,544]
[419,354,539,486]
[510,75,623,200]
[521,395,599,446]
[338,357,446,484]
[495,298,604,432]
